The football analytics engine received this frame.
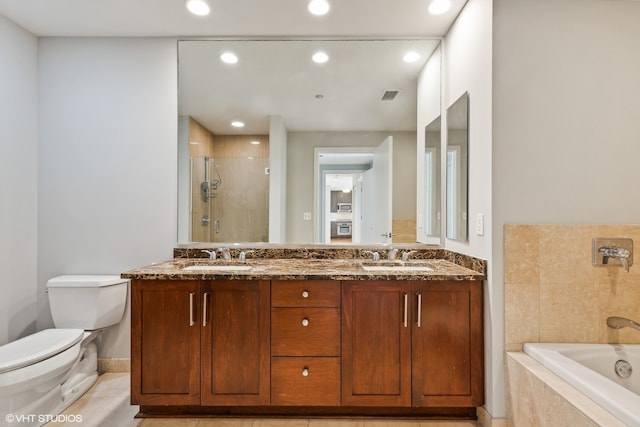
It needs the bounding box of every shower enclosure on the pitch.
[190,156,269,242]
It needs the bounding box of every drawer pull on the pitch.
[403,293,408,328]
[189,292,195,326]
[302,290,309,298]
[301,318,310,326]
[417,292,422,328]
[302,368,309,377]
[202,292,209,327]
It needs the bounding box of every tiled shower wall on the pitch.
[504,224,640,351]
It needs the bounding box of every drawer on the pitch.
[272,308,340,356]
[271,281,340,307]
[271,357,340,406]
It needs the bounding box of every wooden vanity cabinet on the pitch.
[200,280,271,405]
[342,280,483,408]
[131,279,270,407]
[132,276,483,415]
[411,281,484,407]
[131,280,201,405]
[341,281,412,406]
[270,280,341,406]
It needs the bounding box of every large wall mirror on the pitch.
[445,92,469,242]
[416,43,442,244]
[177,39,442,244]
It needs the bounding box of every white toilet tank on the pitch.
[47,275,129,330]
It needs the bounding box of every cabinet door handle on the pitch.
[301,317,309,326]
[417,292,422,328]
[302,290,309,298]
[403,293,408,328]
[202,292,209,327]
[189,292,195,326]
[302,367,309,377]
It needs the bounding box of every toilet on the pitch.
[0,275,128,427]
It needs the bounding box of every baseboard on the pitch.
[98,358,131,373]
[477,407,507,427]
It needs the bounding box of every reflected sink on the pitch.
[182,265,252,271]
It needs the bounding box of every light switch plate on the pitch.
[303,212,312,221]
[475,213,484,236]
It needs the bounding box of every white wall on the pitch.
[0,16,39,346]
[443,0,497,417]
[286,131,416,243]
[37,38,178,357]
[493,0,640,420]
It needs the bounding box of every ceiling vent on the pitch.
[380,90,399,101]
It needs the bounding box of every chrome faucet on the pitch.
[362,250,380,262]
[600,246,631,273]
[387,248,398,261]
[218,247,231,261]
[401,250,417,262]
[607,316,640,333]
[238,250,254,261]
[201,249,216,260]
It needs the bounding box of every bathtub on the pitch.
[524,343,640,427]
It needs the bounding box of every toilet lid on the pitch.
[0,329,84,374]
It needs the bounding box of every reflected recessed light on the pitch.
[220,52,238,64]
[403,51,421,63]
[250,140,261,145]
[312,51,329,64]
[185,0,210,16]
[231,121,245,128]
[428,0,451,15]
[308,0,330,16]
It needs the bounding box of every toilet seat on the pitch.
[0,329,84,374]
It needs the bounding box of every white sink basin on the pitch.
[362,265,433,272]
[182,265,252,271]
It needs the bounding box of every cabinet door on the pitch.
[412,281,483,407]
[201,280,270,405]
[341,281,411,406]
[131,279,201,405]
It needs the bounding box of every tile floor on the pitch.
[51,373,477,427]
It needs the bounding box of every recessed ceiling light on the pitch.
[231,121,244,128]
[403,51,421,63]
[220,52,238,64]
[185,0,210,16]
[312,51,329,64]
[428,0,451,15]
[308,0,330,16]
[250,140,261,145]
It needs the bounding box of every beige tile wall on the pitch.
[504,224,640,351]
[392,219,417,243]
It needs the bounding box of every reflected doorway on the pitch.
[314,139,393,244]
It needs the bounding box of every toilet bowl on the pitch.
[0,275,128,427]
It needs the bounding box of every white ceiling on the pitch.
[0,0,467,134]
[0,0,467,38]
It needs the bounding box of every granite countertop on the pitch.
[121,257,485,281]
